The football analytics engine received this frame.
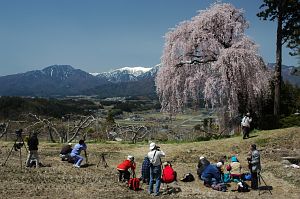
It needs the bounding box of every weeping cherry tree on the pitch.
[156,3,272,130]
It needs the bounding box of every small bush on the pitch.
[279,114,300,128]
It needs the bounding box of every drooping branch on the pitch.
[0,121,10,139]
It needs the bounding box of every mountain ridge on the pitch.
[0,63,298,97]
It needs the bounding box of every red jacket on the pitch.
[162,165,175,183]
[117,160,136,171]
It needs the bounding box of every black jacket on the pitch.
[28,135,39,151]
[197,158,210,176]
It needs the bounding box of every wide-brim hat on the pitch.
[149,142,156,150]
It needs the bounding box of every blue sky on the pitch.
[0,0,298,76]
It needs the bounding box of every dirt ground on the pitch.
[0,127,299,199]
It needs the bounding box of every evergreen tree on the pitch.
[257,0,300,118]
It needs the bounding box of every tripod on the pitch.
[2,134,28,169]
[258,172,272,195]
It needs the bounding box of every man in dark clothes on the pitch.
[141,156,151,184]
[60,143,73,161]
[25,132,39,168]
[197,156,210,179]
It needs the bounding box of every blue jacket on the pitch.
[71,143,87,156]
[201,164,221,182]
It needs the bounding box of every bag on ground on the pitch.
[237,181,250,192]
[180,173,195,182]
[128,177,140,191]
[241,173,252,181]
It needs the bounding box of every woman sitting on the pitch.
[226,156,242,181]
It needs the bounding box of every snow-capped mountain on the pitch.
[94,66,154,83]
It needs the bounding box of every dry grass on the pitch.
[0,127,299,199]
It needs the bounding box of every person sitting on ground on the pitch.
[197,156,210,179]
[117,155,136,182]
[59,143,73,161]
[141,155,151,184]
[226,156,242,181]
[201,163,222,187]
[161,161,177,184]
[70,139,87,168]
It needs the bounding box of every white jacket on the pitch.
[241,116,252,127]
[148,149,165,166]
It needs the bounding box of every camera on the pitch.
[15,129,23,137]
[13,142,24,151]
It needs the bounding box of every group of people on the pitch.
[59,139,88,168]
[117,142,176,196]
[24,130,88,169]
[197,144,261,191]
[116,142,261,195]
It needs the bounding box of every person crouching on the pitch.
[60,143,73,161]
[117,155,136,182]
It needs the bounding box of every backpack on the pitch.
[128,178,140,191]
[237,181,250,192]
[180,173,195,182]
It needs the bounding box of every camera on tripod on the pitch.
[13,142,24,151]
[15,129,23,137]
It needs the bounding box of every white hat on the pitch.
[68,143,72,146]
[216,162,223,168]
[127,155,134,160]
[199,156,205,160]
[149,142,156,150]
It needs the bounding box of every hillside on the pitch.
[0,127,299,199]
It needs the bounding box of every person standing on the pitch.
[141,156,151,184]
[70,139,87,168]
[248,144,261,190]
[25,132,39,168]
[241,112,252,139]
[148,142,165,196]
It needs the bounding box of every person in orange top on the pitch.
[161,161,177,183]
[117,155,136,182]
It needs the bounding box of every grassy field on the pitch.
[0,127,299,199]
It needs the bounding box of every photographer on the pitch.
[147,142,165,196]
[70,139,87,168]
[241,112,252,139]
[25,132,39,168]
[247,144,261,190]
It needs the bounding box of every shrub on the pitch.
[279,114,300,128]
